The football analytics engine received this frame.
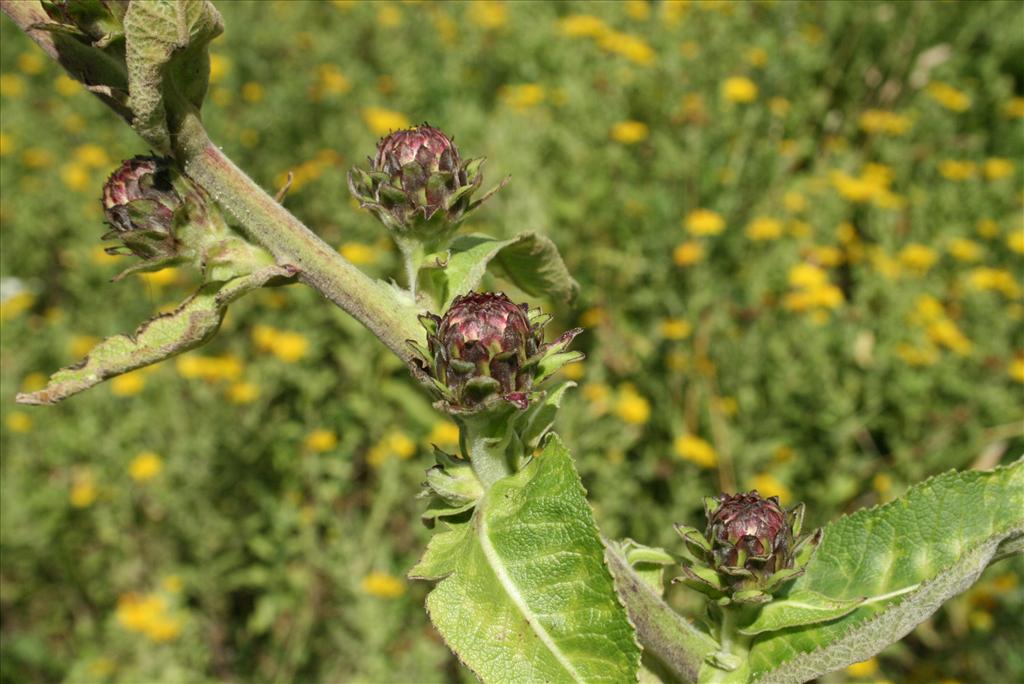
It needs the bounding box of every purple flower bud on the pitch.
[348,124,507,241]
[101,156,181,261]
[414,292,582,414]
[707,492,789,575]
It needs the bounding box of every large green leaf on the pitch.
[409,435,640,683]
[16,266,291,405]
[738,461,1024,684]
[425,232,578,309]
[123,0,222,152]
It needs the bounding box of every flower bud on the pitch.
[348,124,508,246]
[413,292,582,414]
[102,156,181,262]
[676,490,820,601]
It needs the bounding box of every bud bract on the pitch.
[412,292,582,414]
[348,124,508,248]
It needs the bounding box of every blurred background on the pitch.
[2,1,1022,682]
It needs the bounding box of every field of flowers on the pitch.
[1,1,1022,682]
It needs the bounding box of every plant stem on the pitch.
[173,113,427,372]
[604,543,719,684]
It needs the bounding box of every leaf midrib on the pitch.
[477,495,584,683]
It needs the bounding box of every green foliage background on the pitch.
[2,1,1022,682]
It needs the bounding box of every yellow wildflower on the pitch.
[73,144,110,168]
[983,157,1014,180]
[339,241,377,265]
[69,335,99,358]
[788,263,828,289]
[116,593,184,642]
[926,82,970,112]
[227,381,260,404]
[558,14,609,38]
[1007,229,1024,254]
[966,267,1020,298]
[947,237,982,262]
[0,131,12,157]
[17,51,45,75]
[6,411,32,433]
[129,451,163,482]
[685,209,725,236]
[660,319,692,340]
[208,53,230,84]
[304,429,339,453]
[927,319,972,355]
[70,468,98,508]
[377,3,402,27]
[722,76,757,103]
[367,430,417,467]
[175,354,243,382]
[938,159,976,181]
[139,267,180,288]
[858,109,912,135]
[807,245,843,267]
[674,434,717,468]
[54,74,80,97]
[625,0,651,20]
[468,1,507,29]
[0,291,34,320]
[750,473,790,504]
[897,243,937,273]
[241,81,264,103]
[610,120,649,144]
[872,473,893,496]
[1004,97,1024,118]
[20,372,46,393]
[361,571,406,598]
[500,83,545,111]
[599,31,655,65]
[582,382,611,408]
[615,384,651,425]
[975,218,999,239]
[0,74,26,98]
[362,107,410,135]
[673,240,704,266]
[845,657,879,678]
[896,343,939,367]
[60,163,90,192]
[427,421,460,447]
[311,63,351,99]
[1009,356,1024,383]
[111,371,146,397]
[745,217,784,241]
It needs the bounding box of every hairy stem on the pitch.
[173,114,426,370]
[605,543,719,683]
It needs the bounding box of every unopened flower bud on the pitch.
[348,124,508,246]
[102,156,181,262]
[413,292,582,414]
[676,490,821,601]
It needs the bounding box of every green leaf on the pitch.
[738,590,863,636]
[410,435,640,683]
[123,0,223,152]
[427,232,578,309]
[489,232,579,303]
[16,266,291,405]
[745,461,1024,684]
